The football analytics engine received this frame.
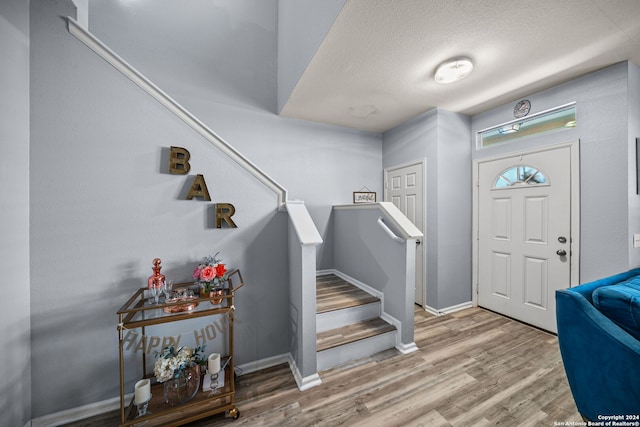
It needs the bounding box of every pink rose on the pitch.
[192,266,201,280]
[200,265,215,281]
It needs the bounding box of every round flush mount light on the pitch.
[434,57,474,84]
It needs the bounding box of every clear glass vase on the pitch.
[163,366,200,406]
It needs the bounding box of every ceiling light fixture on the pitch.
[434,57,474,84]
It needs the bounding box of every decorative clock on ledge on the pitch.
[513,99,531,118]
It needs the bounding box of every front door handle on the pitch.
[556,249,567,256]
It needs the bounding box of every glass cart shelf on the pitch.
[116,269,244,426]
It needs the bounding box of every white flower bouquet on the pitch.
[154,346,205,383]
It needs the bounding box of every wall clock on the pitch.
[513,99,531,118]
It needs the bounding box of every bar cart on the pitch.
[116,269,244,426]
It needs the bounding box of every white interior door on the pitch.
[477,146,572,333]
[385,161,425,307]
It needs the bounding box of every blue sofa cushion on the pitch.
[592,276,640,340]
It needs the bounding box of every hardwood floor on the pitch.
[316,275,379,313]
[316,317,396,352]
[64,307,581,426]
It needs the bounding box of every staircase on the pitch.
[316,274,397,371]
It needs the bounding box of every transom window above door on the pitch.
[493,165,548,189]
[477,103,576,148]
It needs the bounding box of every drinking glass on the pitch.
[149,285,161,305]
[163,280,174,300]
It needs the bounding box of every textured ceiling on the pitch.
[279,0,640,133]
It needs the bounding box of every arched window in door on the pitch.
[493,165,548,189]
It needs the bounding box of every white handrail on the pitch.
[377,217,404,243]
[287,201,323,246]
[335,203,423,240]
[66,17,288,208]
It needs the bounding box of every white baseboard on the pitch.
[234,352,290,376]
[315,269,334,277]
[396,341,419,354]
[325,270,474,319]
[31,394,129,427]
[320,269,383,299]
[287,354,322,391]
[423,301,474,316]
[31,353,302,426]
[237,352,322,391]
[379,311,402,347]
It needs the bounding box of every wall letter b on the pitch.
[169,146,191,174]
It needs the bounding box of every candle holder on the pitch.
[133,394,151,426]
[208,371,220,396]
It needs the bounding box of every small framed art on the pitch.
[353,191,376,204]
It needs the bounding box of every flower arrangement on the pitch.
[154,346,205,383]
[193,252,228,293]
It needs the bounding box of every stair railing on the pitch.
[332,202,422,353]
[377,217,404,243]
[66,17,288,208]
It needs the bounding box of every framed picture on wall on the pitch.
[353,191,376,204]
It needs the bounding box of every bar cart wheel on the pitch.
[230,407,240,419]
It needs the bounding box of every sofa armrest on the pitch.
[568,268,640,304]
[556,288,640,420]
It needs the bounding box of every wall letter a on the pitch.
[186,174,211,201]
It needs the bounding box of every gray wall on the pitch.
[277,0,345,113]
[472,62,634,282]
[0,1,31,425]
[29,0,382,417]
[91,0,278,113]
[383,109,472,310]
[435,110,473,308]
[89,0,383,271]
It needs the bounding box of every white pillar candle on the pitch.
[134,379,151,405]
[208,353,221,373]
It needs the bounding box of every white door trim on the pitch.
[384,158,427,308]
[472,140,580,307]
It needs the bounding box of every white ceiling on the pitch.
[279,0,640,133]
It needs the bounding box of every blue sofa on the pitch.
[556,268,640,420]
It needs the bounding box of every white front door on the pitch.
[385,161,425,307]
[477,145,573,332]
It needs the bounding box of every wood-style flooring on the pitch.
[316,274,379,314]
[316,274,394,352]
[63,307,581,426]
